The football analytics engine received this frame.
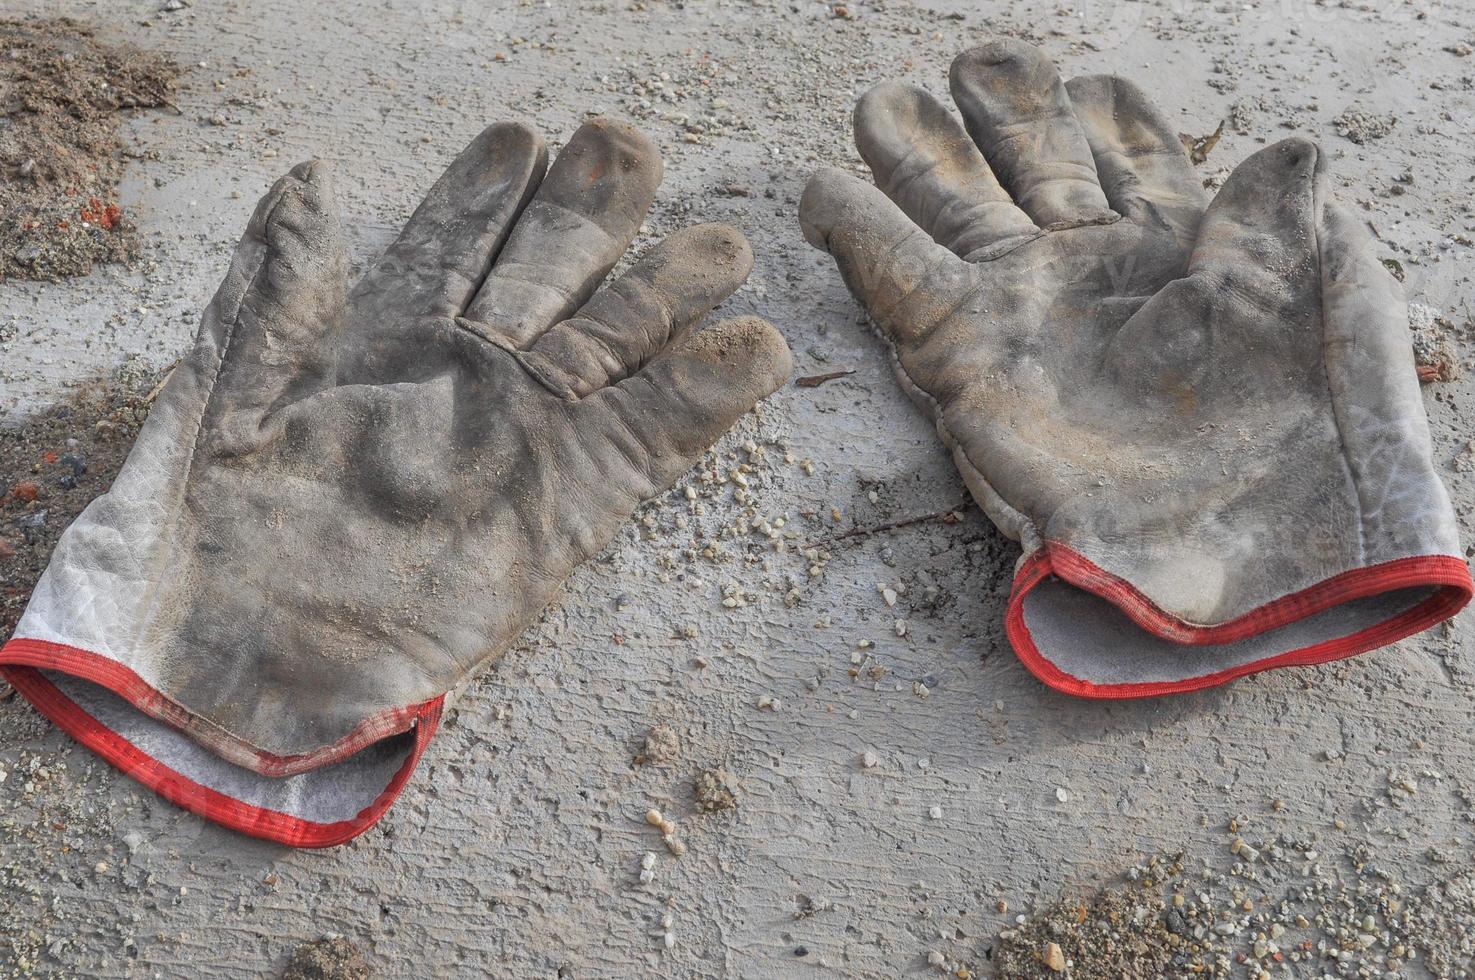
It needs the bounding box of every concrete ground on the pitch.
[3,0,1475,976]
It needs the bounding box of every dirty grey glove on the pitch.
[0,118,791,845]
[800,40,1470,698]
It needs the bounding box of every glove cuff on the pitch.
[1005,545,1473,699]
[0,638,442,847]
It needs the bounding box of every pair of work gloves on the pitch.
[3,41,1468,846]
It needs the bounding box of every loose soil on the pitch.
[0,17,178,281]
[281,937,373,980]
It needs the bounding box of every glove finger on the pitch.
[522,224,753,398]
[465,118,663,348]
[208,160,349,426]
[1187,137,1320,288]
[1110,138,1324,390]
[350,121,547,321]
[854,81,1038,259]
[799,167,974,346]
[587,316,792,490]
[1065,74,1207,251]
[949,40,1115,228]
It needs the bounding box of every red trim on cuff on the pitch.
[0,645,441,848]
[1005,547,1473,700]
[0,638,429,777]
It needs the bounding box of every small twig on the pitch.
[1179,119,1224,165]
[795,369,856,388]
[808,505,969,550]
[833,508,962,541]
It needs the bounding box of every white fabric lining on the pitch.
[1020,580,1431,686]
[45,670,415,825]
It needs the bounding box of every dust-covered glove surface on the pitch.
[800,40,1470,698]
[0,118,791,845]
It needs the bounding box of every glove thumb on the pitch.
[196,160,350,451]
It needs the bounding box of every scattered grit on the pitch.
[0,17,178,281]
[986,822,1475,980]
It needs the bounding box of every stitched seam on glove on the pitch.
[582,302,667,372]
[126,183,289,656]
[871,318,1036,546]
[1310,168,1369,568]
[959,221,1125,264]
[452,317,580,401]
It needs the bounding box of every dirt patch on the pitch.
[638,723,681,765]
[988,840,1475,980]
[693,767,739,813]
[281,937,372,980]
[0,17,178,281]
[1,364,158,647]
[1332,105,1397,144]
[991,856,1184,979]
[1410,302,1465,384]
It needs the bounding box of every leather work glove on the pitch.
[0,118,791,845]
[800,40,1471,698]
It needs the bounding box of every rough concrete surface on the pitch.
[2,0,1475,977]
